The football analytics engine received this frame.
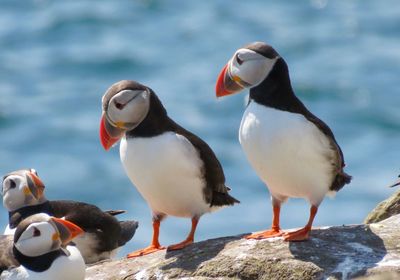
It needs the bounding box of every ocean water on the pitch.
[0,0,399,257]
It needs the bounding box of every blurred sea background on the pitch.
[0,0,399,257]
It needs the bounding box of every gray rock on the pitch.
[365,190,400,224]
[85,214,400,280]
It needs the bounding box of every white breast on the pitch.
[1,246,85,280]
[239,102,336,206]
[4,225,16,235]
[120,132,211,218]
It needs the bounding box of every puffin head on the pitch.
[100,80,151,150]
[2,169,46,212]
[14,213,83,257]
[216,42,281,97]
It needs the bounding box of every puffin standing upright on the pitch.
[0,213,85,280]
[99,80,239,257]
[215,42,351,241]
[2,169,138,263]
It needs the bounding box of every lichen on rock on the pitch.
[365,190,400,224]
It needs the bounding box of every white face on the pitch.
[106,89,150,130]
[14,220,60,257]
[2,174,37,211]
[228,48,279,88]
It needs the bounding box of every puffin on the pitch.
[0,213,85,280]
[215,42,351,241]
[2,169,138,263]
[99,80,239,257]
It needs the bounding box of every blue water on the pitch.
[0,0,399,257]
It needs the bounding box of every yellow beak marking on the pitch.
[232,75,242,83]
[23,186,31,196]
[52,232,60,241]
[115,121,126,129]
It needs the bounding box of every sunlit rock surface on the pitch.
[85,214,400,280]
[365,190,400,224]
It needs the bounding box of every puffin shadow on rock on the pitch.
[288,226,386,279]
[160,235,243,272]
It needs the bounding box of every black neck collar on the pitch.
[8,201,52,229]
[13,246,67,272]
[249,58,304,113]
[126,92,175,138]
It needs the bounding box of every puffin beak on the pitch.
[100,113,125,151]
[27,172,45,199]
[389,179,400,188]
[216,61,246,98]
[51,217,84,246]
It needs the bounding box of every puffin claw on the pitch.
[126,245,165,258]
[282,227,311,241]
[167,239,194,251]
[245,229,283,240]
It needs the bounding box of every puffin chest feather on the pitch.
[120,132,211,217]
[239,102,336,204]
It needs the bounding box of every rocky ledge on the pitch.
[86,192,400,280]
[86,220,400,279]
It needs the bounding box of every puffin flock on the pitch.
[1,41,394,279]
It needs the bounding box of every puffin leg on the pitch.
[245,203,283,239]
[127,217,165,258]
[283,205,318,241]
[167,217,199,251]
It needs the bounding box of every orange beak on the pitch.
[29,172,45,198]
[215,63,245,97]
[100,114,125,151]
[51,217,84,245]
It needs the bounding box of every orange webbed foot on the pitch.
[245,229,283,240]
[167,239,194,251]
[127,245,165,258]
[283,227,311,241]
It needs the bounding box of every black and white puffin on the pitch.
[2,169,138,263]
[0,213,85,280]
[215,42,351,241]
[99,80,239,257]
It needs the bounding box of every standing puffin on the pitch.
[2,169,138,263]
[0,213,85,280]
[99,80,239,257]
[215,42,351,241]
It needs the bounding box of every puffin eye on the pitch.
[114,100,124,110]
[236,53,243,65]
[9,180,16,189]
[33,227,41,237]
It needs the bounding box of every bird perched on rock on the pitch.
[2,169,138,263]
[0,213,85,280]
[99,80,239,257]
[215,42,351,241]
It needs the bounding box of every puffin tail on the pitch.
[330,171,352,192]
[104,210,126,216]
[118,220,139,247]
[211,192,240,207]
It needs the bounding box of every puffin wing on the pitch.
[49,200,122,251]
[174,123,240,207]
[288,97,352,191]
[104,210,126,216]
